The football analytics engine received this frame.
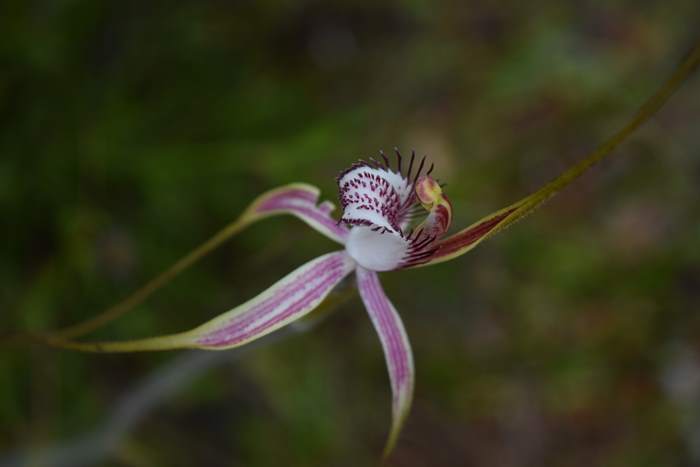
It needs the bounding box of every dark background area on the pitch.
[1,1,700,466]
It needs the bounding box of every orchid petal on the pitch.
[337,161,414,233]
[250,183,349,244]
[415,41,700,268]
[52,183,348,340]
[413,203,520,267]
[47,252,356,352]
[356,266,414,458]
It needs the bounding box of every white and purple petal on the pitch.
[251,183,349,244]
[411,205,519,267]
[337,160,414,233]
[337,149,433,233]
[196,251,355,348]
[337,154,451,272]
[59,252,356,352]
[356,266,414,457]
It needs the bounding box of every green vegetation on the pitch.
[1,2,699,466]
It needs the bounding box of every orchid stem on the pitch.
[420,38,700,267]
[1,219,252,348]
[506,39,700,226]
[53,213,254,340]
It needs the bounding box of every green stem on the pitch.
[514,40,700,218]
[423,39,700,266]
[53,214,254,340]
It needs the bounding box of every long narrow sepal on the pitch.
[250,183,349,244]
[49,184,348,340]
[45,252,356,352]
[414,40,700,268]
[356,267,414,458]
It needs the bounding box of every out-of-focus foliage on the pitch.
[1,1,699,466]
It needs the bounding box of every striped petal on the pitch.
[337,154,450,272]
[250,183,349,244]
[337,161,414,233]
[356,266,414,458]
[47,252,356,352]
[338,160,415,271]
[413,204,520,267]
[343,176,453,272]
[50,183,348,340]
[337,150,436,233]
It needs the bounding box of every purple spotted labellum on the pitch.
[338,152,451,271]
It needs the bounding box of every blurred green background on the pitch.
[2,1,700,466]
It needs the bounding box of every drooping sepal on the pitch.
[195,252,355,348]
[356,266,414,458]
[47,252,356,352]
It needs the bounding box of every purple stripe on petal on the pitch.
[356,266,414,456]
[196,252,355,348]
[336,164,414,233]
[418,206,518,265]
[254,186,349,244]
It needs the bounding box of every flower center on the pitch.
[338,150,452,271]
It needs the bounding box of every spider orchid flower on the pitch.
[49,151,530,455]
[28,151,651,456]
[40,42,700,458]
[54,153,470,454]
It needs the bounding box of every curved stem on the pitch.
[421,39,700,267]
[515,40,700,215]
[54,216,252,340]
